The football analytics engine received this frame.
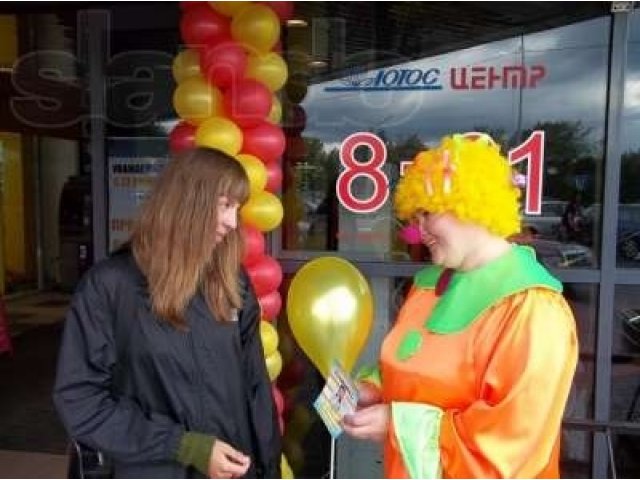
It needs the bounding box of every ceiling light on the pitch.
[286,19,308,28]
[309,60,328,68]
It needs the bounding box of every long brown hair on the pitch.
[131,147,250,328]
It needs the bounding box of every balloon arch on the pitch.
[170,3,373,477]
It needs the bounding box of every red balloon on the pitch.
[169,121,196,152]
[242,225,265,267]
[179,1,200,10]
[265,161,282,192]
[259,1,294,23]
[223,79,273,128]
[180,4,231,48]
[247,255,282,297]
[258,290,282,320]
[200,41,247,89]
[272,386,284,415]
[241,122,285,164]
[283,104,306,135]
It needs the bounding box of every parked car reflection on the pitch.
[512,230,594,269]
[582,203,640,264]
[522,200,566,239]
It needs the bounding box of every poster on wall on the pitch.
[108,138,169,252]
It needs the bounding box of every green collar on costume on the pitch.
[414,245,562,334]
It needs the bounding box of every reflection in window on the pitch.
[284,16,609,268]
[561,429,593,479]
[618,9,640,268]
[611,286,640,420]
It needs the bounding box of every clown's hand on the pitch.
[342,403,389,443]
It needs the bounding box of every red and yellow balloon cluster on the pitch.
[171,3,294,476]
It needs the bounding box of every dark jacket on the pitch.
[53,250,281,478]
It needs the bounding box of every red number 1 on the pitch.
[508,131,545,215]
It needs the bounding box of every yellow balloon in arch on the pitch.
[235,154,267,195]
[195,117,243,156]
[281,454,294,479]
[265,350,283,381]
[246,52,288,92]
[260,320,279,357]
[231,4,280,53]
[241,191,283,232]
[173,76,222,125]
[287,257,373,378]
[172,49,201,84]
[209,1,250,17]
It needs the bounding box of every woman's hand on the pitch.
[208,439,251,479]
[342,403,390,443]
[357,381,382,407]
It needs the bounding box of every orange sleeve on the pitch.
[439,289,578,478]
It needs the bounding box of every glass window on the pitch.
[618,8,640,267]
[106,3,178,137]
[611,286,640,424]
[561,428,593,479]
[610,431,640,478]
[282,10,609,270]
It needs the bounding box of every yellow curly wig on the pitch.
[394,133,521,238]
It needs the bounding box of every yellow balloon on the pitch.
[195,117,243,156]
[173,76,222,125]
[260,320,279,356]
[209,1,250,17]
[246,52,288,92]
[241,191,283,232]
[265,350,283,381]
[287,257,373,378]
[235,154,267,194]
[267,95,282,124]
[172,49,201,84]
[281,454,294,479]
[231,4,280,53]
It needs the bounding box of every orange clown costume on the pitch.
[359,134,578,478]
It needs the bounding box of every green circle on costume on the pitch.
[396,330,422,361]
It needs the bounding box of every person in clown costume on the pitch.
[342,133,578,479]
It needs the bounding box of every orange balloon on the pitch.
[236,153,267,195]
[173,76,222,125]
[172,49,200,84]
[231,4,280,53]
[241,191,283,232]
[209,1,250,17]
[246,52,288,92]
[195,117,243,156]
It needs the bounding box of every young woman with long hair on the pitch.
[54,148,281,478]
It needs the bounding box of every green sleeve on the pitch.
[175,432,215,476]
[391,402,443,479]
[355,364,382,388]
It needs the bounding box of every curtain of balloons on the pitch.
[171,2,294,476]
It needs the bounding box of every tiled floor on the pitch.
[0,450,68,479]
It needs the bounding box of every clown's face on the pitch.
[416,211,472,269]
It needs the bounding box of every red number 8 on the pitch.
[336,132,389,213]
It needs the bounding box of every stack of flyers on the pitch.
[313,360,359,438]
